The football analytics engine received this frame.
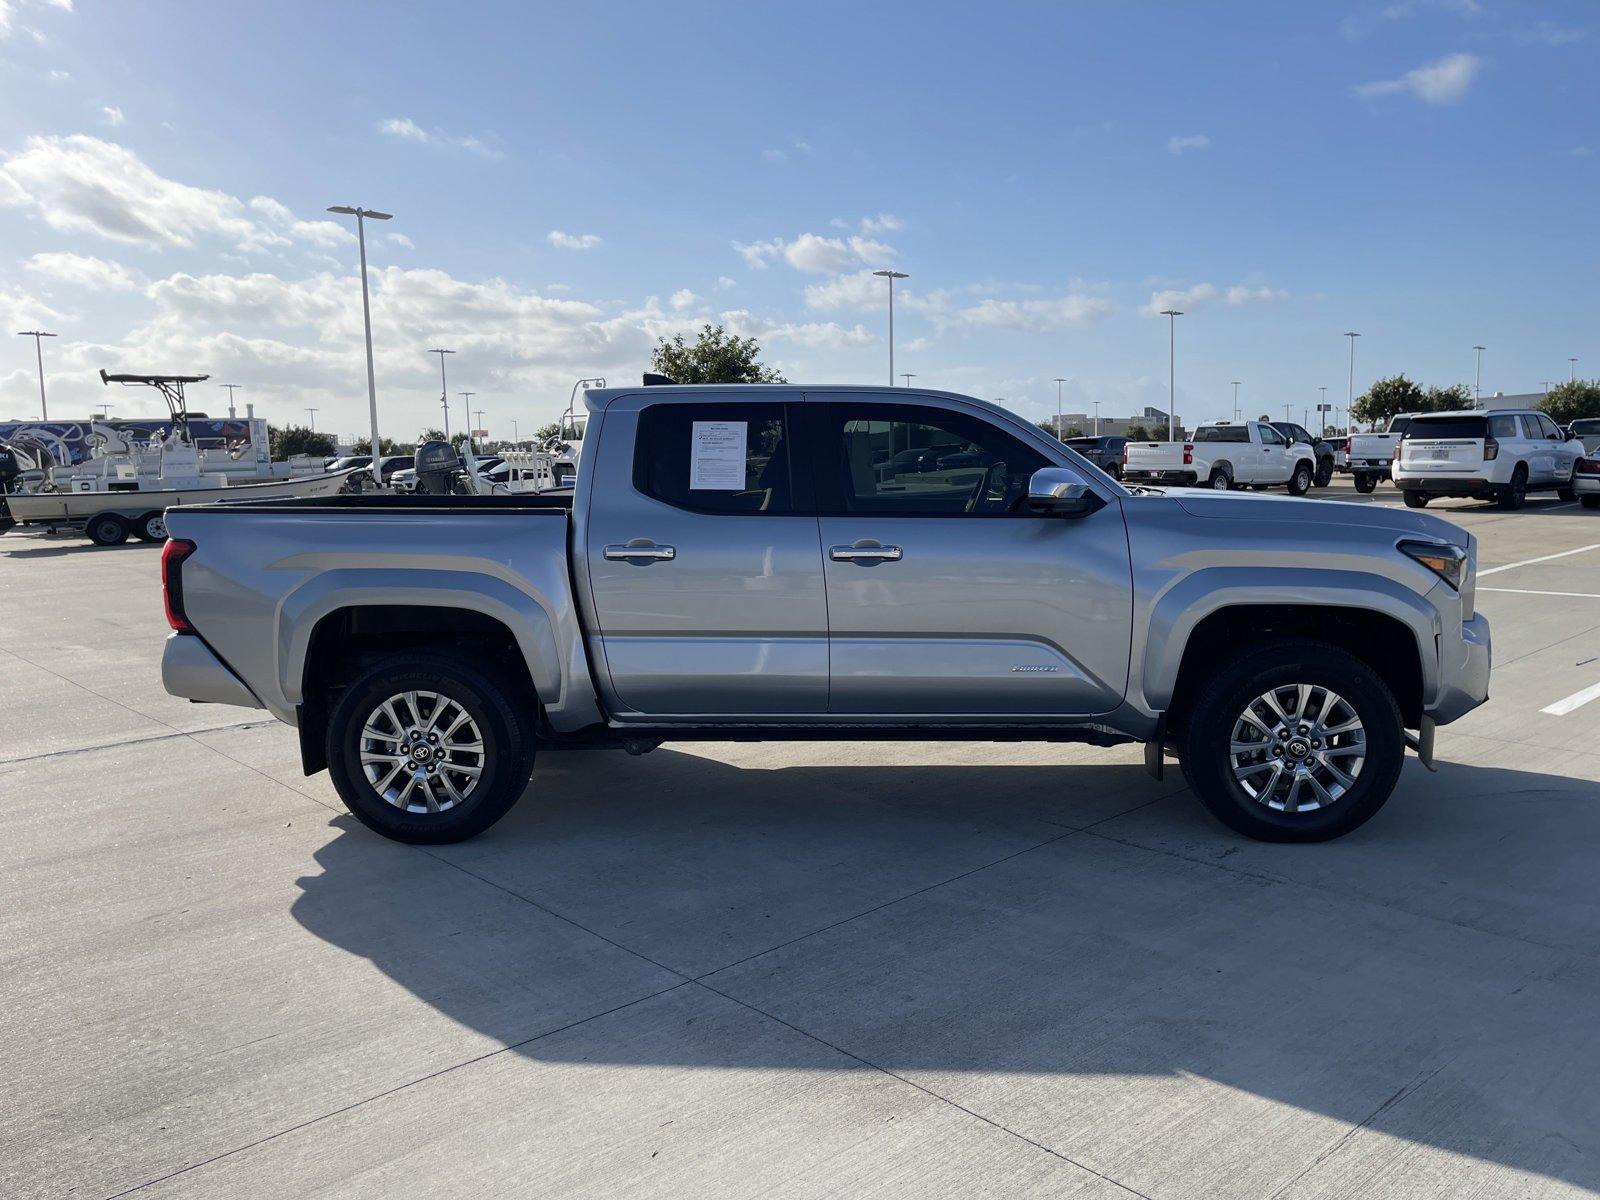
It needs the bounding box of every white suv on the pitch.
[1393,409,1584,510]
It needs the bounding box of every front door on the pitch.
[1255,422,1289,483]
[584,396,827,715]
[811,397,1133,716]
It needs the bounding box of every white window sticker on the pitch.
[690,420,748,490]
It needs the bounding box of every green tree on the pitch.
[1035,419,1062,439]
[268,424,337,459]
[1352,376,1471,428]
[417,428,446,444]
[650,324,785,384]
[1061,425,1084,439]
[533,421,562,443]
[1423,383,1473,412]
[1124,423,1152,442]
[1540,379,1600,426]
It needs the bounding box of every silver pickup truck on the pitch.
[160,384,1490,845]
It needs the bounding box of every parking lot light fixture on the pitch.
[428,348,455,438]
[16,330,56,420]
[327,206,392,467]
[305,407,319,432]
[1345,331,1361,425]
[1231,381,1241,422]
[1053,377,1067,437]
[1159,310,1183,439]
[872,270,909,386]
[1093,399,1100,435]
[1473,345,1485,407]
[901,373,915,388]
[1571,357,1579,382]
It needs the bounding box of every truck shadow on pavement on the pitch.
[291,749,1600,1193]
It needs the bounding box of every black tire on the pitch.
[132,510,168,542]
[1353,472,1377,494]
[85,513,130,547]
[1557,485,1576,502]
[325,652,536,844]
[1402,490,1429,508]
[1496,465,1527,511]
[1582,495,1600,510]
[1178,639,1405,843]
[1105,463,1122,481]
[1207,468,1232,491]
[1313,457,1334,488]
[1287,462,1313,496]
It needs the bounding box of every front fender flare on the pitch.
[1136,567,1440,713]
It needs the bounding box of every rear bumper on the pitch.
[1428,613,1491,726]
[161,632,264,709]
[1394,475,1498,496]
[1124,469,1198,485]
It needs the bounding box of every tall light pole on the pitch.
[305,407,319,432]
[872,269,909,386]
[459,391,475,453]
[327,206,393,468]
[473,406,486,445]
[1542,381,1552,397]
[16,330,56,421]
[428,348,455,439]
[1231,380,1241,422]
[1318,386,1328,433]
[901,373,915,388]
[1159,310,1182,439]
[511,417,520,446]
[1571,357,1578,383]
[220,383,242,418]
[1092,400,1100,435]
[1345,331,1361,428]
[1472,345,1485,407]
[1284,401,1293,423]
[1053,377,1067,437]
[95,403,113,419]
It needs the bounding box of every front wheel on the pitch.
[1314,458,1334,488]
[1178,640,1405,842]
[1402,490,1429,508]
[325,652,536,843]
[1286,462,1313,496]
[1353,472,1377,494]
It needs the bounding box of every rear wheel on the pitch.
[1287,462,1313,496]
[1179,640,1405,842]
[85,513,129,547]
[132,510,168,542]
[1582,495,1600,510]
[1497,465,1528,510]
[326,652,536,844]
[1557,484,1576,502]
[1353,472,1377,494]
[1207,468,1232,491]
[1402,490,1429,508]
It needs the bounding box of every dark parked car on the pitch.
[1063,435,1129,479]
[1270,422,1336,488]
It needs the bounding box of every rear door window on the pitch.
[633,402,805,514]
[1488,415,1517,439]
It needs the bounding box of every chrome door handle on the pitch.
[604,542,676,561]
[829,544,903,562]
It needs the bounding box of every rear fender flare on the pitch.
[278,568,563,709]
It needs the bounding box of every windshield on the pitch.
[1405,415,1487,439]
[1570,418,1600,434]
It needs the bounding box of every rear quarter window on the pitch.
[1194,426,1249,443]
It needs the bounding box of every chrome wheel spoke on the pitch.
[1230,682,1364,814]
[1234,759,1275,779]
[360,689,486,813]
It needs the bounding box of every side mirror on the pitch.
[1026,467,1104,518]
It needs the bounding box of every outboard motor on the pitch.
[413,439,464,495]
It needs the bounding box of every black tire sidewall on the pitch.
[1354,473,1376,493]
[87,514,128,546]
[1403,490,1428,508]
[1499,466,1527,510]
[1209,469,1231,490]
[326,653,533,844]
[1180,641,1405,842]
[134,511,166,541]
[1288,464,1311,495]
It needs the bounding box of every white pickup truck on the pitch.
[1122,421,1316,493]
[1345,413,1417,493]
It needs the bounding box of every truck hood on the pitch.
[1164,489,1470,548]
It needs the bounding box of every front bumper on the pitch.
[161,632,264,709]
[1428,612,1491,725]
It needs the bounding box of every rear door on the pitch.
[1401,415,1487,476]
[810,396,1132,716]
[583,395,827,715]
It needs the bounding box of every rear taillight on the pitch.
[1182,443,1194,466]
[1482,438,1499,461]
[161,538,196,632]
[1576,457,1600,475]
[1392,439,1404,461]
[1343,439,1351,454]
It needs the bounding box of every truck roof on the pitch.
[581,383,1025,424]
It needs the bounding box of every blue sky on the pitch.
[0,0,1595,438]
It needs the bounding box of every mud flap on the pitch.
[1144,715,1167,781]
[1403,716,1436,772]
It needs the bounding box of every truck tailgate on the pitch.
[1123,442,1188,471]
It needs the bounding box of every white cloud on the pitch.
[547,229,602,251]
[941,294,1113,333]
[25,251,139,290]
[859,212,904,234]
[48,68,70,81]
[721,309,873,349]
[100,105,125,126]
[716,275,736,290]
[1354,53,1481,104]
[386,231,415,248]
[733,232,896,273]
[1571,146,1594,158]
[1,0,71,40]
[803,269,885,310]
[378,116,503,159]
[1166,134,1210,155]
[669,288,698,311]
[1141,281,1288,316]
[1510,21,1584,46]
[0,135,352,253]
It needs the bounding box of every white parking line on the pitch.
[1478,543,1600,577]
[1479,587,1600,599]
[1542,680,1600,716]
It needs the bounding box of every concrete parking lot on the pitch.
[4,478,1598,1199]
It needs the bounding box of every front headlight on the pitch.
[1398,539,1467,590]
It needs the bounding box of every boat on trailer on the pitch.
[0,370,355,545]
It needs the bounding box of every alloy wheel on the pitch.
[359,690,485,813]
[1228,683,1365,813]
